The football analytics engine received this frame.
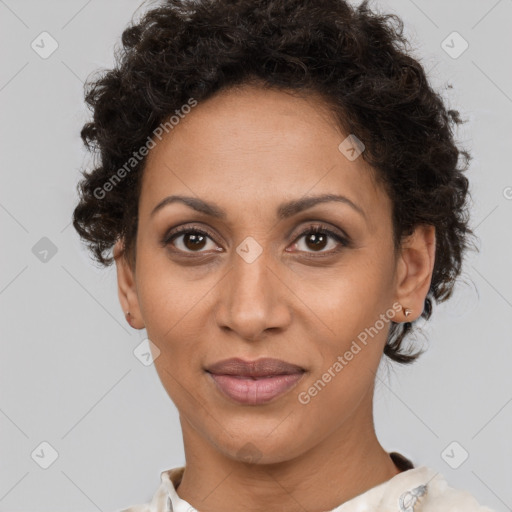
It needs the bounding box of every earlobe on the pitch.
[394,224,436,322]
[113,239,145,329]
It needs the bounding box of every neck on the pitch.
[176,394,401,512]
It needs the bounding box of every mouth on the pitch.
[205,357,306,405]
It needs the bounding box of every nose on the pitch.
[214,245,292,341]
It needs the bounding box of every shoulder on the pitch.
[114,500,154,512]
[115,506,150,512]
[384,454,495,512]
[418,472,495,511]
[113,467,184,512]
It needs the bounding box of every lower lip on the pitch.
[207,372,305,405]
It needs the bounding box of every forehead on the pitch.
[139,85,389,229]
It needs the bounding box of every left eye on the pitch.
[290,226,348,254]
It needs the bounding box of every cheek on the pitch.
[297,252,394,331]
[293,272,392,423]
[137,263,208,407]
[134,246,217,378]
[292,251,396,384]
[135,243,205,334]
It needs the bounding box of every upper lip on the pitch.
[205,357,305,377]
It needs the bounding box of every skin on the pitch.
[114,84,436,512]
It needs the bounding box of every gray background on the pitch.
[0,0,511,510]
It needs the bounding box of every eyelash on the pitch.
[161,223,350,256]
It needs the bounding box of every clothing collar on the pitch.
[157,454,441,512]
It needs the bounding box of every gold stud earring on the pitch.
[403,307,412,318]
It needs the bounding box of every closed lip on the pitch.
[205,357,306,378]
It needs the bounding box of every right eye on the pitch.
[162,225,223,254]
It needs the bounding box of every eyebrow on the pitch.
[150,193,367,221]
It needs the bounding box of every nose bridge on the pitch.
[218,236,285,338]
[230,238,273,310]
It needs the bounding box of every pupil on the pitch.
[185,233,206,251]
[307,233,326,251]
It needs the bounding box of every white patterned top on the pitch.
[116,453,495,512]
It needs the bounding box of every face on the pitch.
[115,84,435,465]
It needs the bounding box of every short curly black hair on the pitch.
[72,0,477,364]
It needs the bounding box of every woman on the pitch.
[72,0,494,510]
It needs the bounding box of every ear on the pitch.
[113,239,145,330]
[393,224,436,321]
